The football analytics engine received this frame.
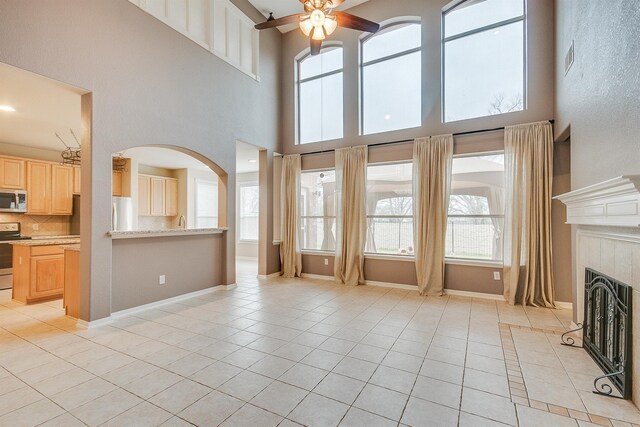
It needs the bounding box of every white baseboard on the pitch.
[556,301,573,310]
[445,289,505,301]
[257,272,281,280]
[76,316,114,329]
[364,280,417,291]
[300,273,334,281]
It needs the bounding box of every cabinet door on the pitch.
[30,254,64,298]
[51,165,73,215]
[26,162,51,214]
[73,167,81,195]
[150,177,166,216]
[0,158,25,189]
[138,175,151,216]
[165,178,178,216]
[112,171,123,197]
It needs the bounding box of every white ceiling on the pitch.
[0,62,84,152]
[236,140,261,174]
[249,0,371,33]
[124,146,212,171]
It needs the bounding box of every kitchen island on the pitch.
[11,238,80,304]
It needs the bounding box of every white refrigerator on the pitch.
[112,197,134,232]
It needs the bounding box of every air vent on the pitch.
[565,40,575,75]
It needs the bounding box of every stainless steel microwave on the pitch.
[0,189,27,213]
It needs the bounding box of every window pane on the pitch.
[240,185,259,241]
[444,0,524,38]
[363,51,421,135]
[300,72,343,144]
[447,154,505,260]
[196,180,218,228]
[444,21,524,122]
[299,47,343,80]
[363,23,421,63]
[366,163,413,255]
[301,170,336,251]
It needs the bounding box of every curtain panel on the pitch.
[335,145,368,286]
[413,135,454,296]
[280,154,302,278]
[503,121,556,307]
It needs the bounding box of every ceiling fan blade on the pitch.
[310,39,322,55]
[333,11,380,33]
[255,13,304,30]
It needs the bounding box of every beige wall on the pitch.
[111,234,224,312]
[0,0,282,321]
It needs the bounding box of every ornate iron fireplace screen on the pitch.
[562,268,632,399]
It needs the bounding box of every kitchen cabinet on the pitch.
[51,165,73,214]
[165,178,178,216]
[112,171,123,197]
[0,157,25,189]
[63,247,80,318]
[138,175,151,216]
[12,245,65,304]
[150,177,165,216]
[73,167,81,194]
[26,161,51,214]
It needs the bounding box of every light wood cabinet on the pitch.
[0,157,25,189]
[150,177,165,216]
[63,248,80,318]
[51,165,73,215]
[138,175,151,216]
[73,167,81,194]
[27,161,51,214]
[112,171,123,197]
[165,178,178,216]
[12,245,65,304]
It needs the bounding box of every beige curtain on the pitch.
[413,135,453,296]
[280,154,302,278]
[334,146,367,286]
[503,121,555,307]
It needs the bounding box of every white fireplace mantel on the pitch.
[554,175,640,227]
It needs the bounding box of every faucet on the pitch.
[178,215,186,229]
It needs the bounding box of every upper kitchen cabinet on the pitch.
[165,178,178,216]
[0,157,25,189]
[27,161,74,215]
[138,173,178,217]
[128,0,259,79]
[112,171,123,197]
[150,177,166,216]
[138,175,151,216]
[73,166,81,195]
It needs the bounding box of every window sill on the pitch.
[445,258,503,268]
[301,250,334,256]
[238,240,258,244]
[364,254,415,262]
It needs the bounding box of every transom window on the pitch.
[296,46,344,144]
[365,162,414,255]
[300,170,336,251]
[361,20,422,135]
[447,153,505,261]
[443,0,526,122]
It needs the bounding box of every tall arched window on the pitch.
[296,46,343,144]
[360,20,422,135]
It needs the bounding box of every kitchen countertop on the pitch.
[61,244,80,252]
[109,228,227,239]
[30,235,80,240]
[9,238,81,247]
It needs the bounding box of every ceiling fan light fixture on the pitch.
[323,16,337,35]
[311,26,326,40]
[309,9,325,27]
[299,17,314,36]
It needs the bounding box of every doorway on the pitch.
[236,141,261,280]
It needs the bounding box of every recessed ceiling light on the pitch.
[0,105,16,112]
[384,114,392,120]
[248,159,257,163]
[493,30,500,35]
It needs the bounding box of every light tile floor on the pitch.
[1,269,639,426]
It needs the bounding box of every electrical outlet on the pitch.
[32,224,39,230]
[159,275,166,285]
[324,258,329,266]
[493,271,501,281]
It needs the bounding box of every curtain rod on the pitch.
[285,120,555,158]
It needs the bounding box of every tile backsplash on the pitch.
[0,213,71,237]
[137,216,178,231]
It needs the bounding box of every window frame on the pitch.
[445,150,505,265]
[359,18,423,136]
[194,178,218,229]
[441,0,527,123]
[238,181,259,243]
[295,43,344,145]
[300,167,336,253]
[364,160,415,257]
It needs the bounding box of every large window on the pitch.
[443,0,525,122]
[195,179,218,228]
[239,183,259,241]
[297,47,343,144]
[365,162,414,255]
[361,21,422,135]
[446,153,505,261]
[300,170,336,251]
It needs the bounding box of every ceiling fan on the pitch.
[255,0,380,55]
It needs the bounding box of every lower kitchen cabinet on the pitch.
[12,245,65,304]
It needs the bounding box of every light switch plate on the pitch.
[324,258,329,266]
[159,275,166,285]
[493,271,501,281]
